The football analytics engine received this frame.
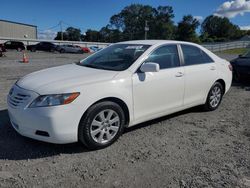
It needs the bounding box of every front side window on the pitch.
[181,45,213,66]
[78,44,150,71]
[144,45,180,69]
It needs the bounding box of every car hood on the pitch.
[17,64,119,94]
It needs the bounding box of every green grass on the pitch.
[220,48,249,55]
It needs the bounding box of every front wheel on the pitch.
[17,47,22,52]
[78,101,125,150]
[203,82,224,111]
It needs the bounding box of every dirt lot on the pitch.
[0,51,249,188]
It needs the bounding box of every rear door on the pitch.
[180,44,218,106]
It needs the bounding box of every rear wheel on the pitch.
[78,101,125,150]
[203,82,224,111]
[31,47,36,52]
[60,49,65,53]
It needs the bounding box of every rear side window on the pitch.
[181,45,213,66]
[144,45,180,69]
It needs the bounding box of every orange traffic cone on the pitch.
[22,52,29,63]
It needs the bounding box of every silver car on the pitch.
[57,45,83,53]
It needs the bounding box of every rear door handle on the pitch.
[210,66,216,70]
[175,72,184,77]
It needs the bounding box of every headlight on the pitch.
[29,92,80,108]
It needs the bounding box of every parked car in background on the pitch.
[0,43,6,52]
[230,50,250,82]
[77,46,90,53]
[56,45,83,53]
[0,44,6,57]
[27,42,57,52]
[7,40,232,150]
[89,46,102,52]
[3,41,25,51]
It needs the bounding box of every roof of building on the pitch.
[0,19,37,28]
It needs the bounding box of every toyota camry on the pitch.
[7,40,232,149]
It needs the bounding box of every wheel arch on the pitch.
[215,79,226,94]
[80,97,130,127]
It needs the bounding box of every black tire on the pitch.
[31,47,36,52]
[203,82,224,111]
[78,101,125,150]
[60,49,65,53]
[17,47,22,52]
[50,48,55,52]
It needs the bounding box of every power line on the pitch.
[38,23,60,31]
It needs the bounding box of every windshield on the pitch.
[242,50,250,58]
[78,44,150,71]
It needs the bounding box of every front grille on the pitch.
[8,86,31,108]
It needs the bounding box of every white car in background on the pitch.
[7,40,232,149]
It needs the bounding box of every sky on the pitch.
[1,0,250,39]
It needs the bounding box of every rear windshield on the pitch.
[78,44,150,71]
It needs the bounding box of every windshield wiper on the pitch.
[77,63,119,71]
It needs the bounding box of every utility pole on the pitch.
[144,20,149,40]
[60,21,63,41]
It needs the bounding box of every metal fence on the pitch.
[202,40,250,52]
[0,37,110,48]
[1,36,250,52]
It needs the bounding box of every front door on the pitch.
[132,44,185,123]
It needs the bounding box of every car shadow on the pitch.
[124,106,204,134]
[232,81,250,91]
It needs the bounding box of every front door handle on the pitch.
[210,66,216,70]
[175,72,184,77]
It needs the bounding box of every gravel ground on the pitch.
[0,51,250,188]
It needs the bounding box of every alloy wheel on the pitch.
[209,86,222,108]
[90,109,120,144]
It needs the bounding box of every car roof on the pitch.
[117,40,198,46]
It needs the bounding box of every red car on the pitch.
[77,46,90,53]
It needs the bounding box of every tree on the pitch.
[54,31,68,41]
[55,27,81,41]
[99,25,122,42]
[201,15,244,42]
[65,27,81,41]
[149,6,176,39]
[83,29,101,42]
[176,15,200,43]
[109,4,176,40]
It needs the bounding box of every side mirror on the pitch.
[140,63,160,73]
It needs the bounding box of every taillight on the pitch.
[228,64,233,71]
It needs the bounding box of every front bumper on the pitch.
[7,85,81,144]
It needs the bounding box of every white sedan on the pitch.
[7,40,232,149]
